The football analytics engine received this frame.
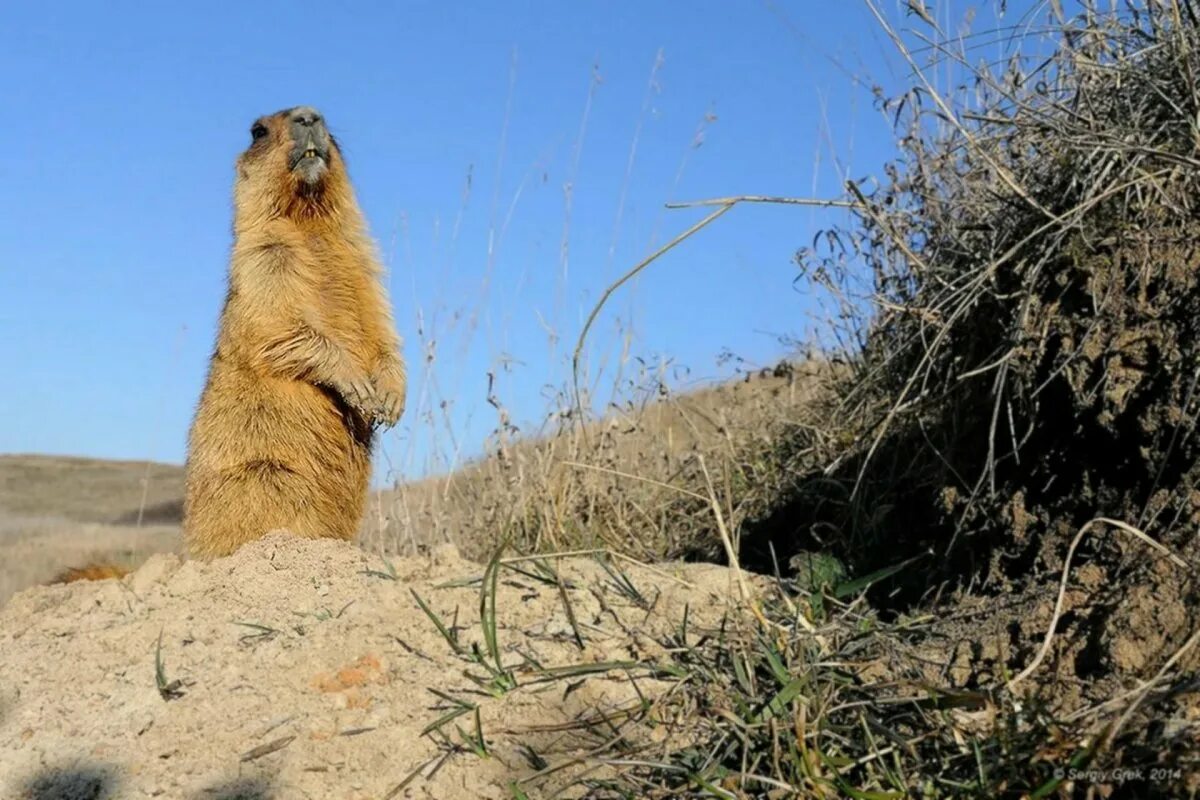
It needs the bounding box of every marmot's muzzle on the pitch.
[287,106,331,181]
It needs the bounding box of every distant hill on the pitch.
[0,454,185,525]
[0,368,806,602]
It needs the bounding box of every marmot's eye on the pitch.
[251,124,268,142]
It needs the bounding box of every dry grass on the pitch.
[367,361,835,564]
[380,1,1200,795]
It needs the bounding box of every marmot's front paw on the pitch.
[370,365,406,428]
[332,374,379,418]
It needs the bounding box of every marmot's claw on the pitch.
[371,392,404,428]
[334,376,380,419]
[353,380,376,408]
[368,366,406,428]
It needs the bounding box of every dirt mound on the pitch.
[0,533,744,799]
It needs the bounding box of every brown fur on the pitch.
[182,107,406,559]
[51,564,131,584]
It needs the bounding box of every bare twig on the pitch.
[666,194,858,210]
[571,202,737,430]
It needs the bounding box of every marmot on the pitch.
[183,105,405,558]
[55,106,405,582]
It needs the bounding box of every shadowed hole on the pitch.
[21,763,116,800]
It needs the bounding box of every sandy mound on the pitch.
[0,533,743,799]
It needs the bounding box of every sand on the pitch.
[0,532,746,799]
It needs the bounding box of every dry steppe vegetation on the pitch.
[4,2,1200,798]
[375,3,1200,794]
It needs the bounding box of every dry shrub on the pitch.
[778,1,1200,603]
[702,2,1200,791]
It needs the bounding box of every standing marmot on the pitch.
[182,106,406,558]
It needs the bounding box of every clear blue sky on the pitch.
[0,1,1035,480]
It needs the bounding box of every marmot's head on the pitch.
[235,106,350,221]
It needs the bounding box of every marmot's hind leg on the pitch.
[184,460,329,558]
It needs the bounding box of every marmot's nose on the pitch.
[290,107,323,127]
